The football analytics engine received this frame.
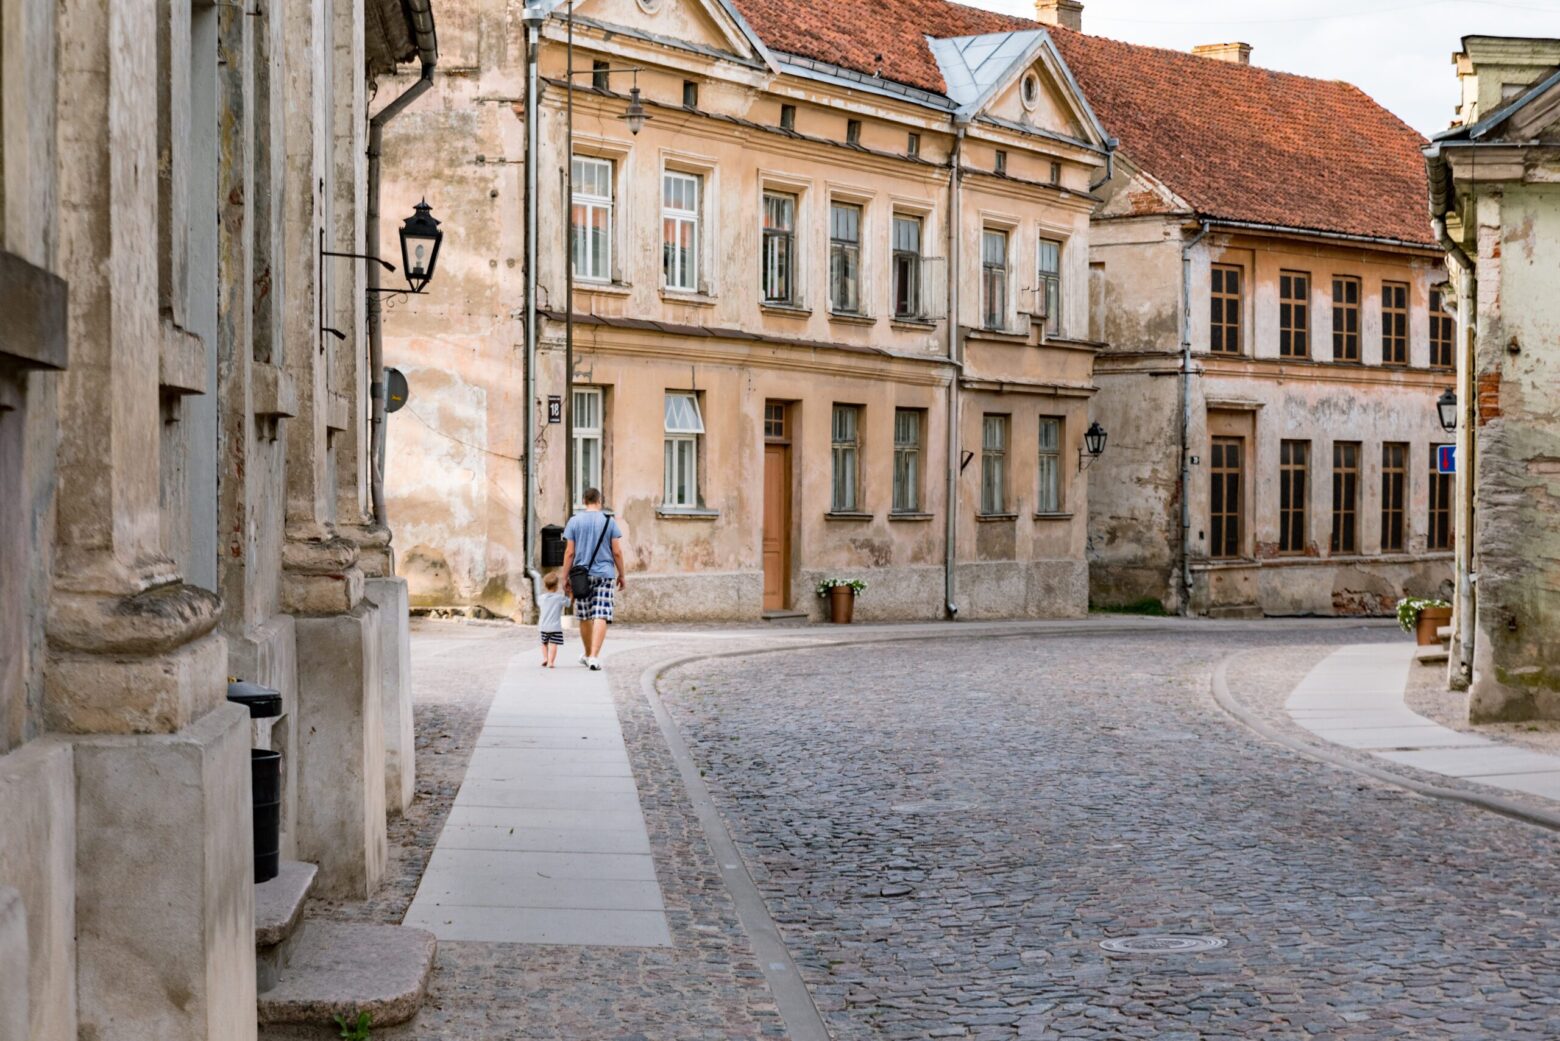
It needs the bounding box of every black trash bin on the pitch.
[541,524,566,568]
[228,681,284,885]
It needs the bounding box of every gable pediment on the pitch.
[565,0,773,68]
[928,29,1107,149]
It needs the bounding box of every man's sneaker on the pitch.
[587,657,603,671]
[579,653,589,666]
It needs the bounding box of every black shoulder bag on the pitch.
[568,517,609,600]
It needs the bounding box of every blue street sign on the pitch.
[1437,445,1456,475]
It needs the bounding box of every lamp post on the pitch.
[1079,421,1108,472]
[1437,388,1458,433]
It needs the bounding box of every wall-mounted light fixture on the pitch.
[1437,388,1458,433]
[398,200,443,293]
[1079,421,1108,472]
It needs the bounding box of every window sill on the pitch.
[824,511,874,521]
[761,303,811,318]
[827,311,877,326]
[888,511,934,521]
[575,280,632,296]
[656,506,719,520]
[890,317,939,330]
[968,327,1029,344]
[976,512,1019,522]
[1032,511,1074,521]
[661,290,716,307]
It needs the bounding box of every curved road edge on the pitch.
[1209,654,1560,835]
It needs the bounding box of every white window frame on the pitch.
[571,155,614,284]
[982,228,1010,331]
[573,387,604,507]
[662,391,704,508]
[661,170,701,292]
[891,214,923,320]
[1037,416,1063,514]
[828,200,864,314]
[1037,237,1062,336]
[892,408,922,513]
[831,404,861,513]
[761,190,798,305]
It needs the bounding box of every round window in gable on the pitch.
[636,0,663,12]
[1020,73,1041,110]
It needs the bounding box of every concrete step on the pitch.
[1208,605,1264,620]
[1437,624,1453,640]
[257,922,436,1029]
[1415,644,1450,665]
[256,861,316,949]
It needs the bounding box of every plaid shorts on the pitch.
[575,576,615,622]
[540,631,563,646]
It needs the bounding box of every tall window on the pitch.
[1037,238,1062,336]
[1381,442,1407,552]
[1036,417,1062,514]
[1279,270,1310,358]
[1279,440,1309,554]
[1430,287,1454,369]
[1428,444,1453,551]
[1210,437,1243,558]
[980,414,1009,515]
[573,388,603,506]
[831,405,861,512]
[981,229,1008,330]
[828,202,863,314]
[662,171,700,292]
[662,392,704,508]
[892,215,922,319]
[1331,441,1360,554]
[1382,281,1409,365]
[761,191,796,304]
[571,156,613,283]
[1210,264,1242,354]
[892,409,922,513]
[1332,276,1361,362]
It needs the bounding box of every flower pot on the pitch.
[828,585,855,624]
[1415,605,1452,646]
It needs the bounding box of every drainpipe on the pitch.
[367,5,438,528]
[521,4,547,613]
[1178,220,1211,615]
[943,125,967,620]
[1433,210,1476,683]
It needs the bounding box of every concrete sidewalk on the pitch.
[1286,644,1560,803]
[404,639,672,947]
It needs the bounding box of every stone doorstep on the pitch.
[1207,605,1264,620]
[256,922,436,1029]
[257,861,318,994]
[1414,644,1450,665]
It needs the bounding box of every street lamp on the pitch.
[399,200,443,294]
[623,82,650,135]
[1437,388,1458,433]
[1079,421,1108,472]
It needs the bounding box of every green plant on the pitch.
[335,1011,372,1041]
[816,577,867,598]
[1396,597,1450,633]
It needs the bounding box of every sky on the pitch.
[967,0,1560,135]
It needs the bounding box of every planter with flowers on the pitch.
[817,578,867,624]
[1397,597,1452,646]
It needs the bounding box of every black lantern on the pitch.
[399,200,443,294]
[1437,388,1458,433]
[622,84,650,135]
[1084,421,1108,458]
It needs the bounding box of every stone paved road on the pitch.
[661,628,1560,1041]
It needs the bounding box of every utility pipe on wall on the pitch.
[943,125,967,620]
[1178,220,1211,615]
[521,6,546,614]
[367,4,438,528]
[1433,212,1476,684]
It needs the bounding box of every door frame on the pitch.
[762,400,794,612]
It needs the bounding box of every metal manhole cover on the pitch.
[1099,935,1227,955]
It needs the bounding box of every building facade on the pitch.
[0,1,436,1037]
[1426,36,1560,720]
[381,0,1112,622]
[1047,21,1455,617]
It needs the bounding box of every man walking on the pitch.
[560,487,625,671]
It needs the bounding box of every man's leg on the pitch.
[578,619,597,660]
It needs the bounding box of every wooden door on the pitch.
[762,443,791,611]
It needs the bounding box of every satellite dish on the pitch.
[385,367,409,414]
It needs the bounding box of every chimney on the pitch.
[1192,42,1253,65]
[1034,0,1083,32]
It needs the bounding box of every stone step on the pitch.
[1208,605,1264,620]
[256,861,317,993]
[257,923,436,1029]
[1437,624,1453,640]
[1415,644,1450,665]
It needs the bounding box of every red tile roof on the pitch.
[730,0,1435,245]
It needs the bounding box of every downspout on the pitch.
[943,124,967,619]
[521,5,547,612]
[367,4,438,528]
[1178,220,1211,615]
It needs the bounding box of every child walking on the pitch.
[538,572,567,668]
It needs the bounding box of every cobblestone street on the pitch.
[661,627,1560,1041]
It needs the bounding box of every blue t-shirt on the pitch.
[563,511,622,579]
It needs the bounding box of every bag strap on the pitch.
[580,514,610,570]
